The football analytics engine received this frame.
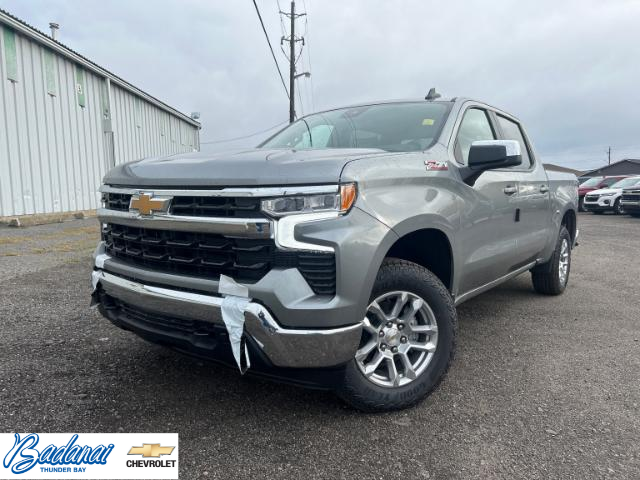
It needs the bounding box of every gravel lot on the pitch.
[1,213,638,479]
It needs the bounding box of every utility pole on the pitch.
[607,146,611,165]
[289,1,296,124]
[281,1,306,123]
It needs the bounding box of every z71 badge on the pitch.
[425,160,448,171]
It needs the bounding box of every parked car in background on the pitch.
[578,176,629,211]
[578,176,592,185]
[620,185,640,217]
[583,176,640,215]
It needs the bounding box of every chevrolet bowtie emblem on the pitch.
[130,193,171,216]
[128,444,175,457]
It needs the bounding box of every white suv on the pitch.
[583,176,640,214]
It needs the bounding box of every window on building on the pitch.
[135,97,142,127]
[44,50,56,96]
[75,65,86,107]
[160,114,167,137]
[3,27,19,82]
[99,80,111,121]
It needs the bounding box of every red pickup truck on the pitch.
[579,176,629,211]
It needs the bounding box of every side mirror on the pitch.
[461,140,522,185]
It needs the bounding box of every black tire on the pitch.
[613,198,625,215]
[336,258,457,412]
[531,227,572,295]
[578,197,585,212]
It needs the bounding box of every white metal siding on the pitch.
[0,22,200,217]
[110,85,198,166]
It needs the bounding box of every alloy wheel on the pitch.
[356,291,438,388]
[558,238,570,285]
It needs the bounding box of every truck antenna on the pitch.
[425,88,441,101]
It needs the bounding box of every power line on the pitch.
[201,120,288,145]
[252,0,289,99]
[296,77,304,115]
[297,10,312,112]
[276,0,286,36]
[302,0,316,112]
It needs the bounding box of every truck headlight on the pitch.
[599,193,614,197]
[261,183,357,217]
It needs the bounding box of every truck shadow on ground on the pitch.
[87,275,540,424]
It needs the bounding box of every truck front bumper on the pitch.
[583,196,616,211]
[620,199,640,213]
[92,269,362,369]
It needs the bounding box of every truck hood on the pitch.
[103,148,386,187]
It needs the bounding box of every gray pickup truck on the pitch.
[91,95,579,411]
[620,185,640,216]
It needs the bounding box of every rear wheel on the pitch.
[337,258,456,412]
[531,227,571,295]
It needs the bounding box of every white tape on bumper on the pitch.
[218,273,249,297]
[218,275,251,373]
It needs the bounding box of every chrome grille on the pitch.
[102,192,263,218]
[103,193,131,211]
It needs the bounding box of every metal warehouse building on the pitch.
[0,9,201,218]
[581,159,640,178]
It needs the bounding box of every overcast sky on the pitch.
[4,0,640,169]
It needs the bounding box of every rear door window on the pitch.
[496,115,532,168]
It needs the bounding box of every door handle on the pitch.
[540,185,549,193]
[503,186,518,195]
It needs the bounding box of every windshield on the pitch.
[609,177,640,189]
[260,102,450,152]
[580,177,604,187]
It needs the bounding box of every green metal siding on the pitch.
[2,26,18,81]
[43,49,56,95]
[75,64,86,107]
